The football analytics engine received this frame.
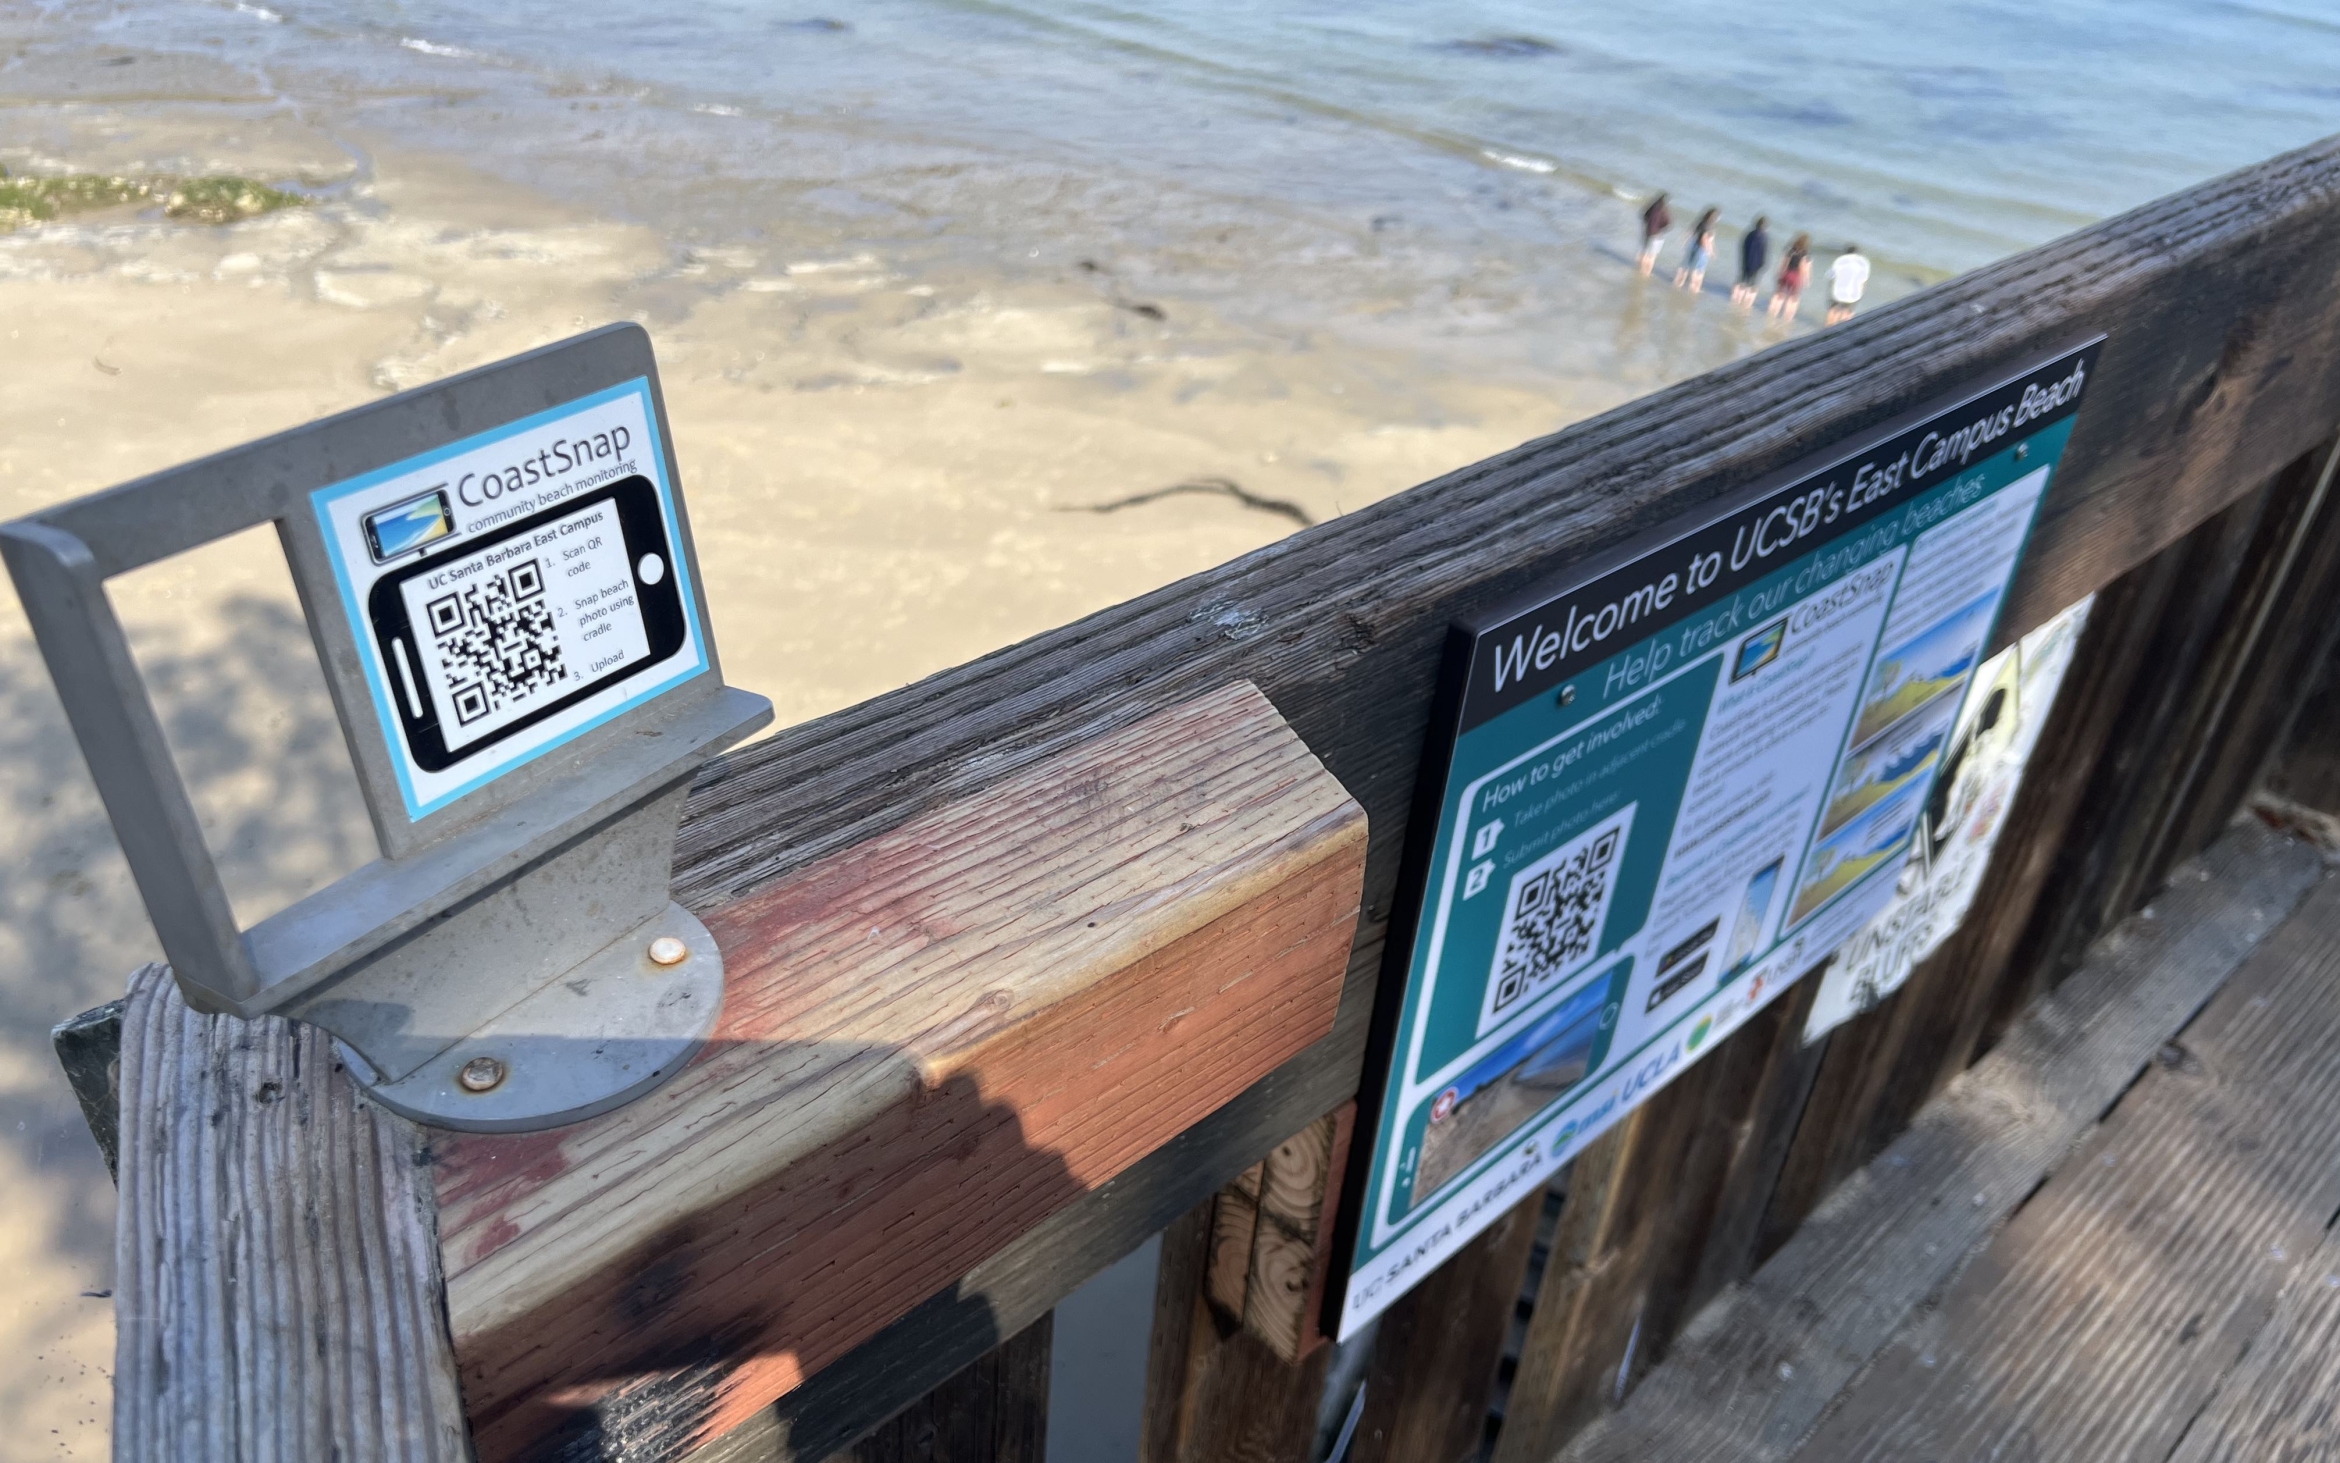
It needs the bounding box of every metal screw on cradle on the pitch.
[458,1056,507,1094]
[648,935,690,967]
[1558,685,1576,707]
[2015,442,2030,460]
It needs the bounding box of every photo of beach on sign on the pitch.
[1789,778,1927,927]
[1411,970,1617,1207]
[1818,688,1960,838]
[1848,592,1996,750]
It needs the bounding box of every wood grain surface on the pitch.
[112,963,469,1462]
[1346,1183,1545,1463]
[1141,1192,1333,1463]
[1553,820,2325,1463]
[430,680,1365,1460]
[2165,1194,2340,1461]
[1796,866,2340,1460]
[1219,1104,1351,1363]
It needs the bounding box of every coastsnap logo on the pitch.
[452,424,634,506]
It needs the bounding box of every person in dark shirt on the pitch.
[1638,192,1672,276]
[1732,215,1770,309]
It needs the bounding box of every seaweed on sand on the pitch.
[0,167,307,232]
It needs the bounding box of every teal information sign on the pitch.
[1335,341,2102,1337]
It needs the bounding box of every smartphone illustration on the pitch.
[365,475,689,772]
[363,487,455,562]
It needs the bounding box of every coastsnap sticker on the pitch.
[313,379,707,819]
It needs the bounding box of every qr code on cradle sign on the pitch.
[1479,805,1634,1033]
[426,559,565,726]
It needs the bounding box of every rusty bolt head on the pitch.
[457,1056,506,1093]
[648,935,690,967]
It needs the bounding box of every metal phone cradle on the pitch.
[0,325,771,1132]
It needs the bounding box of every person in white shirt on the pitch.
[1826,244,1870,325]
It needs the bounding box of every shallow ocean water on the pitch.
[75,0,2340,279]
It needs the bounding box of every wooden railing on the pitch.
[85,134,2340,1463]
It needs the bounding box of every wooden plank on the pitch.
[1240,1104,1353,1362]
[1162,1328,1332,1463]
[1142,1192,1332,1463]
[1486,976,1820,1463]
[2002,481,2285,994]
[2153,440,2340,870]
[1137,1106,1353,1463]
[1489,1037,1740,1463]
[1757,524,2221,1252]
[2264,648,2340,816]
[2165,1209,2340,1460]
[1677,978,1828,1316]
[1553,818,2324,1463]
[1797,869,2340,1460]
[112,963,469,1461]
[1207,1166,1265,1320]
[645,138,2340,1448]
[435,681,1366,1461]
[1346,1182,1546,1463]
[1141,1198,1219,1463]
[836,1317,1051,1463]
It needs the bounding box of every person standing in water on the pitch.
[1732,215,1770,309]
[1674,206,1719,293]
[1638,193,1673,275]
[1826,243,1870,324]
[1769,233,1812,319]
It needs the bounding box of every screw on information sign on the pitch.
[0,326,771,1132]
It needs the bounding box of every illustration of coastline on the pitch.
[1411,968,1619,1206]
[1790,779,1927,926]
[1849,592,1997,750]
[1819,690,1961,837]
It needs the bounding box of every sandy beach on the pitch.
[0,8,1837,1453]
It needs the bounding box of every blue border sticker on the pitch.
[312,378,708,822]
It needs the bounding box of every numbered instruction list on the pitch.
[1340,343,2100,1336]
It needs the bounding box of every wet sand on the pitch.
[0,17,1823,1454]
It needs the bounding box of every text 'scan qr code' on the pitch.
[424,558,566,726]
[1481,805,1635,1033]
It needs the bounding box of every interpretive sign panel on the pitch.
[1335,341,2101,1336]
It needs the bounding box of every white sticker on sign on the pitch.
[313,379,707,821]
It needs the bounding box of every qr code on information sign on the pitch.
[423,559,565,726]
[1484,806,1634,1027]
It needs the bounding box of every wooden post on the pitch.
[112,961,470,1461]
[1140,1194,1333,1463]
[1140,1104,1355,1463]
[1192,1105,1353,1363]
[104,680,1363,1461]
